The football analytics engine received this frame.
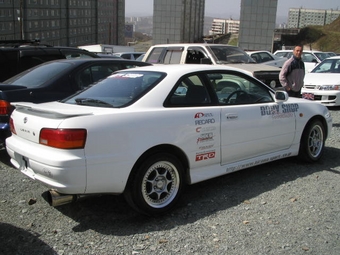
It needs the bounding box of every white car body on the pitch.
[6,64,332,215]
[273,50,330,73]
[302,56,340,106]
[246,51,286,68]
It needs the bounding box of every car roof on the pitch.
[150,43,239,48]
[40,58,151,64]
[117,63,251,75]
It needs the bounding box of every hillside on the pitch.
[315,16,340,53]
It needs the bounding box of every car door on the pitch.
[208,71,296,164]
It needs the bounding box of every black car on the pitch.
[0,39,100,82]
[0,58,152,145]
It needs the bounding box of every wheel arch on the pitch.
[125,144,191,190]
[302,115,329,139]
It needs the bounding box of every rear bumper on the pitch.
[6,135,87,194]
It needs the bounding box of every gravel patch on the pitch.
[1,107,339,255]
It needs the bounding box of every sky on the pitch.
[125,0,339,21]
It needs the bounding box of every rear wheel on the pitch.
[299,120,325,162]
[124,153,184,215]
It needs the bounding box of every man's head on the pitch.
[293,45,303,59]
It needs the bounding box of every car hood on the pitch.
[304,73,340,85]
[225,63,281,73]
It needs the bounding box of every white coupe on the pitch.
[302,56,340,106]
[6,64,332,215]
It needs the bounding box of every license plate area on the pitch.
[302,92,314,100]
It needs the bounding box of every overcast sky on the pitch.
[125,0,339,20]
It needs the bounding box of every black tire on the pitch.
[124,153,184,216]
[298,120,325,162]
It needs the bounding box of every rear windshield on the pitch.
[62,71,165,108]
[4,62,71,87]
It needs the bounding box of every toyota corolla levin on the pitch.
[6,64,332,215]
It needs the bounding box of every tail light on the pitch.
[0,100,13,115]
[40,128,87,149]
[9,117,16,134]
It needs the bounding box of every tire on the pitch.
[298,120,325,162]
[124,153,184,216]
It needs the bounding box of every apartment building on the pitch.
[288,8,340,28]
[209,18,240,35]
[0,0,125,47]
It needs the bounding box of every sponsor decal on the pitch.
[226,152,292,172]
[196,150,216,161]
[199,144,214,150]
[197,132,214,144]
[195,118,215,125]
[196,126,216,133]
[194,112,213,119]
[260,103,299,118]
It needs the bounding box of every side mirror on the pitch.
[275,90,289,101]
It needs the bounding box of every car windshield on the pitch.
[209,45,256,64]
[62,71,165,108]
[311,59,340,73]
[4,62,71,87]
[314,52,330,61]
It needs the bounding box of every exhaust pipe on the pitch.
[47,190,82,207]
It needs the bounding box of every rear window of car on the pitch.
[63,71,166,108]
[4,62,72,87]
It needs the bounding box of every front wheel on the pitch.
[299,120,325,162]
[124,153,184,215]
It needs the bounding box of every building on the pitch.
[209,18,240,35]
[238,0,278,51]
[288,8,340,28]
[0,0,125,47]
[152,0,205,44]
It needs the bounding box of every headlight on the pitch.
[269,80,276,88]
[316,85,340,90]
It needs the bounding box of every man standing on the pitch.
[279,45,305,97]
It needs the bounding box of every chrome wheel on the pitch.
[299,120,325,162]
[308,124,324,158]
[124,153,184,215]
[142,161,180,208]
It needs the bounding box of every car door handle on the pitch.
[225,113,238,120]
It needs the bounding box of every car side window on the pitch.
[60,49,96,59]
[145,47,165,63]
[209,72,274,105]
[76,65,119,90]
[302,53,317,63]
[164,50,182,64]
[185,49,206,64]
[259,52,274,62]
[167,74,211,106]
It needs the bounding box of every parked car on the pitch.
[301,56,340,106]
[246,50,286,68]
[0,58,151,146]
[142,43,281,88]
[112,52,145,60]
[6,64,332,216]
[0,39,100,82]
[136,53,145,61]
[325,52,337,57]
[273,50,329,72]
